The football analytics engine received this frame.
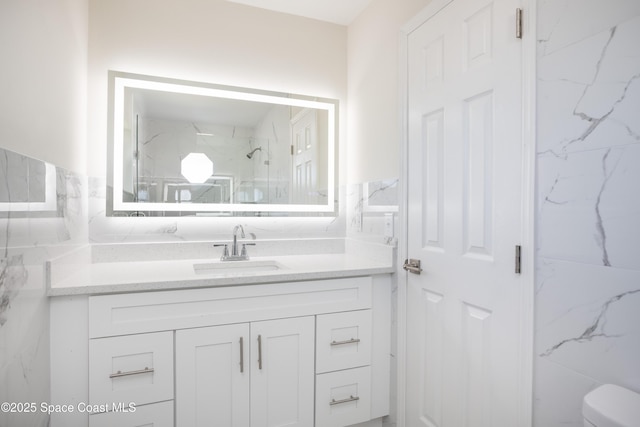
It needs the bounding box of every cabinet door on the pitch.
[250,317,315,427]
[176,324,250,427]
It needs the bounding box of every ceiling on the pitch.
[225,0,373,26]
[134,89,273,128]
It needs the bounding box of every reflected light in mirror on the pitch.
[181,153,214,184]
[111,73,336,213]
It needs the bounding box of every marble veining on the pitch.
[564,27,617,150]
[534,259,640,427]
[0,255,28,327]
[0,147,89,427]
[535,3,640,425]
[347,178,399,245]
[593,148,616,267]
[539,16,640,157]
[537,0,640,57]
[540,288,640,358]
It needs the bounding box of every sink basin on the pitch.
[193,260,286,276]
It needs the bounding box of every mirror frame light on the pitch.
[109,71,337,215]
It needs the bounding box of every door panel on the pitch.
[463,91,494,258]
[423,109,445,250]
[251,317,315,427]
[418,289,445,427]
[176,324,250,427]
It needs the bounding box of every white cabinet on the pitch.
[175,324,250,427]
[315,310,374,426]
[250,317,315,427]
[88,331,174,427]
[316,310,372,374]
[51,276,390,427]
[175,318,315,427]
[316,367,372,427]
[89,331,174,406]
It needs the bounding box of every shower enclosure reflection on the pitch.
[0,148,58,214]
[110,71,338,216]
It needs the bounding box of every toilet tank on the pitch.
[583,384,640,427]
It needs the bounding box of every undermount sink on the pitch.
[193,260,286,276]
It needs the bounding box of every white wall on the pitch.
[534,1,640,425]
[87,0,347,178]
[347,0,431,184]
[0,0,88,174]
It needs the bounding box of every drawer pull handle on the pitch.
[109,367,154,379]
[257,335,263,370]
[330,395,360,406]
[331,338,361,346]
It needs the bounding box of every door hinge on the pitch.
[403,258,423,275]
[516,8,523,39]
[515,245,522,274]
[290,145,294,155]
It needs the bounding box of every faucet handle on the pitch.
[214,243,229,258]
[240,243,256,257]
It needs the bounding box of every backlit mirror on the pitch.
[107,71,338,216]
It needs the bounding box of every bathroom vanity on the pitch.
[48,242,394,427]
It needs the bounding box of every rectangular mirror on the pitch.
[107,71,338,216]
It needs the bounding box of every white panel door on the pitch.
[405,0,525,426]
[176,324,250,427]
[251,317,315,427]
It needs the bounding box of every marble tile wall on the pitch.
[534,1,640,425]
[0,147,88,427]
[347,178,399,244]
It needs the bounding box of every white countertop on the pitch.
[47,241,396,296]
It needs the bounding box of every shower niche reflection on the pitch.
[110,71,337,216]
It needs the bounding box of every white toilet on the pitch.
[583,384,640,427]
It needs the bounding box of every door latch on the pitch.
[403,259,423,275]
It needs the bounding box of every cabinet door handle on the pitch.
[257,334,263,370]
[330,395,360,406]
[239,336,244,373]
[331,338,361,346]
[109,367,154,379]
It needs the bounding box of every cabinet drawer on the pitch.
[315,366,372,427]
[89,400,173,427]
[89,277,372,338]
[89,331,173,406]
[316,310,372,373]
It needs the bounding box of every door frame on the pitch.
[396,0,536,426]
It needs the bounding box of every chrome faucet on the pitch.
[215,224,255,261]
[231,224,245,257]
